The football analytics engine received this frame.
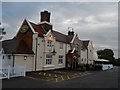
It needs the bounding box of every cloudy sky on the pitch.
[1,1,118,58]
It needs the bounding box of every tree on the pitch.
[97,48,115,63]
[115,58,120,66]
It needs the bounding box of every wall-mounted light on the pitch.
[48,35,53,40]
[24,56,27,60]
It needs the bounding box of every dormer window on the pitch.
[47,40,52,47]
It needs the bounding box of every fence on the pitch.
[0,65,26,79]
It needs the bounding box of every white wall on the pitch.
[81,50,87,65]
[81,41,94,65]
[14,55,34,72]
[53,41,66,69]
[32,30,73,71]
[43,32,66,70]
[36,37,44,71]
[35,31,70,71]
[87,41,94,65]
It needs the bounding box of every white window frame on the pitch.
[46,55,52,65]
[58,55,63,64]
[59,42,63,49]
[47,40,52,47]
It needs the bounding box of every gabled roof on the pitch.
[81,40,90,49]
[29,22,46,37]
[2,20,75,54]
[29,21,74,44]
[52,30,69,43]
[67,35,74,44]
[2,38,34,54]
[2,38,20,54]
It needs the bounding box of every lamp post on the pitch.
[0,22,6,69]
[0,22,6,40]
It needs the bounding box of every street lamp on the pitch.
[24,56,27,60]
[0,22,6,40]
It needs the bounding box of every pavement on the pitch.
[2,66,119,88]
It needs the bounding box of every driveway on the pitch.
[2,66,119,88]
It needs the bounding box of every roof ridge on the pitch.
[28,21,37,25]
[81,40,90,41]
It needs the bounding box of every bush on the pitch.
[81,66,86,72]
[89,65,94,70]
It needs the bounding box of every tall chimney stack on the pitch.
[40,10,51,22]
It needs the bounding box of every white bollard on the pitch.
[23,65,26,77]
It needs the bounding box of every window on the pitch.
[46,55,52,65]
[8,55,11,59]
[60,42,63,49]
[81,58,83,61]
[47,40,52,47]
[3,56,4,59]
[58,55,63,64]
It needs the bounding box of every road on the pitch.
[2,66,119,88]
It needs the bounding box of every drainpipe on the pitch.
[87,48,88,66]
[34,32,38,71]
[34,37,38,71]
[43,36,46,70]
[12,53,15,76]
[12,53,15,67]
[65,44,67,68]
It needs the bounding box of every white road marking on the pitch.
[56,78,58,82]
[44,73,46,75]
[54,74,57,77]
[61,76,64,80]
[67,75,70,79]
[26,76,38,80]
[49,74,51,77]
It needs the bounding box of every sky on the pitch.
[1,1,119,58]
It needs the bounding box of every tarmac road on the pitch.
[2,66,119,88]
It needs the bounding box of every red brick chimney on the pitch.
[40,10,53,32]
[40,10,51,22]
